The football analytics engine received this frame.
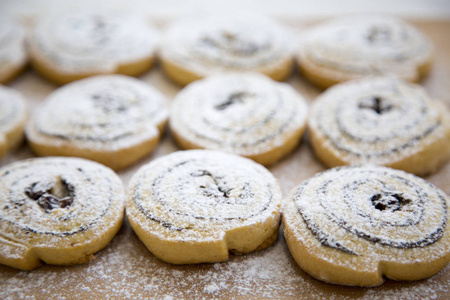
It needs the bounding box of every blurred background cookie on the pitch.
[170,73,308,165]
[297,15,434,89]
[0,18,27,84]
[27,10,160,85]
[26,75,168,170]
[159,13,295,86]
[0,85,27,160]
[308,77,450,176]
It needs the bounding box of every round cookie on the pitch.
[283,165,450,287]
[0,18,27,84]
[159,13,295,86]
[126,150,282,264]
[170,73,308,166]
[0,85,27,159]
[0,157,125,270]
[298,15,434,89]
[26,75,168,171]
[308,77,450,176]
[27,10,160,85]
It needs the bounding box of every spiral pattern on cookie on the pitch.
[309,77,449,166]
[290,166,448,255]
[29,10,159,73]
[160,13,294,75]
[299,15,433,80]
[0,18,27,82]
[170,73,307,160]
[26,75,167,151]
[129,150,281,234]
[0,157,124,238]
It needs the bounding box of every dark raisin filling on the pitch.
[25,180,74,213]
[371,193,412,212]
[215,92,252,111]
[359,96,393,115]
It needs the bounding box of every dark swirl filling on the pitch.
[0,163,114,237]
[24,179,74,213]
[200,31,269,57]
[188,90,297,147]
[304,21,430,74]
[35,86,160,143]
[294,167,447,255]
[133,159,273,231]
[317,88,441,156]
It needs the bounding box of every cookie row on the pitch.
[1,11,433,88]
[0,152,448,288]
[2,73,449,176]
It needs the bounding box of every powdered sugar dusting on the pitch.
[0,85,27,152]
[170,73,307,157]
[29,10,159,73]
[160,13,294,76]
[0,157,124,253]
[299,15,433,81]
[309,77,450,167]
[1,221,448,299]
[26,75,168,152]
[128,150,281,240]
[0,17,27,82]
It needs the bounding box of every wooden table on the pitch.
[0,19,449,299]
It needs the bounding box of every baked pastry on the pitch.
[0,157,125,270]
[159,13,294,86]
[0,85,27,159]
[126,150,282,264]
[26,75,168,171]
[298,15,434,89]
[170,73,308,166]
[283,165,450,287]
[27,10,160,85]
[0,18,27,84]
[308,77,450,176]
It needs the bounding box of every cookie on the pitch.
[298,15,434,89]
[27,10,160,85]
[170,73,308,166]
[308,77,450,176]
[126,150,282,264]
[0,85,27,159]
[0,18,27,84]
[0,157,125,270]
[26,75,168,171]
[159,13,294,86]
[283,165,449,287]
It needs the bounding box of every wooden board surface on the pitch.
[0,19,449,299]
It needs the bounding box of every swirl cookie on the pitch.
[0,86,27,159]
[0,18,27,84]
[26,75,168,171]
[126,150,282,264]
[283,165,450,287]
[308,77,450,176]
[159,13,294,86]
[170,73,308,166]
[0,157,125,270]
[27,10,160,85]
[298,15,434,89]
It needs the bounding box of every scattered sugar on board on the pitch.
[1,221,448,299]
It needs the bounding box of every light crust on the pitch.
[161,55,293,87]
[29,53,155,86]
[0,157,125,270]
